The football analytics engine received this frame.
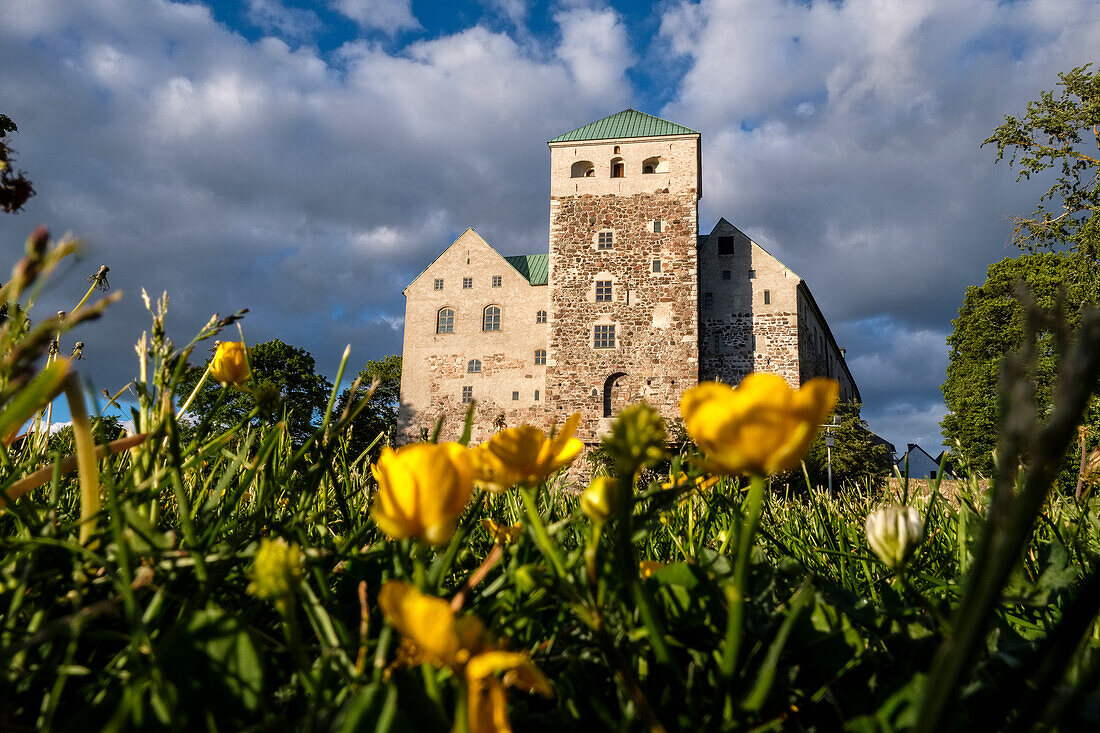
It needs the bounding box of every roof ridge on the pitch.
[549,109,698,143]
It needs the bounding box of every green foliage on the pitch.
[941,252,1100,476]
[178,338,333,445]
[333,353,401,462]
[803,400,894,489]
[0,113,35,214]
[984,64,1100,258]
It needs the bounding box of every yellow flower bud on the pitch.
[210,341,249,385]
[480,519,522,546]
[580,476,621,522]
[865,505,923,569]
[370,442,474,545]
[248,538,304,608]
[680,373,839,476]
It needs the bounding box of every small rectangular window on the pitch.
[595,281,612,302]
[512,391,519,401]
[463,277,473,289]
[594,324,615,349]
[492,275,502,287]
[751,334,756,351]
[718,236,735,255]
[764,290,771,305]
[462,386,473,404]
[748,269,756,279]
[434,278,443,290]
[722,270,731,280]
[534,349,546,365]
[652,259,661,273]
[653,220,663,233]
[536,310,547,323]
[713,334,720,350]
[534,390,540,401]
[704,292,713,309]
[597,231,614,249]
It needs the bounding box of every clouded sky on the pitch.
[1,0,1097,452]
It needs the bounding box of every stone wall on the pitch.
[546,191,699,442]
[797,285,859,402]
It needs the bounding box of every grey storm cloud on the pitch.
[1,0,1098,453]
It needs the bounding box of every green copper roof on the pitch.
[549,109,698,143]
[504,254,548,285]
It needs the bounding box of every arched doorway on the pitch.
[603,372,627,417]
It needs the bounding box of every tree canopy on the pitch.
[178,339,333,446]
[333,354,401,463]
[983,64,1100,258]
[0,114,35,214]
[941,252,1099,476]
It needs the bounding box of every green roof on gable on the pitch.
[504,254,548,285]
[548,109,698,143]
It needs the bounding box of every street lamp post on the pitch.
[822,416,840,497]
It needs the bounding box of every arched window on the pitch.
[641,156,668,174]
[467,359,481,373]
[536,310,547,323]
[571,160,595,178]
[437,307,454,333]
[613,145,621,154]
[483,305,501,331]
[534,349,546,365]
[610,157,624,178]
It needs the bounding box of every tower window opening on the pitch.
[483,305,501,331]
[437,307,454,334]
[534,349,546,365]
[653,220,663,233]
[571,160,595,178]
[467,359,481,373]
[597,231,614,249]
[434,278,443,290]
[652,259,661,273]
[603,372,626,417]
[611,157,624,178]
[722,270,731,280]
[462,386,473,403]
[641,156,668,174]
[534,390,540,401]
[718,236,736,255]
[764,290,771,305]
[613,145,621,154]
[536,309,547,323]
[512,391,520,401]
[463,277,473,289]
[596,280,612,302]
[492,275,502,287]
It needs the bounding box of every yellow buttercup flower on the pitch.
[371,442,474,545]
[379,581,552,733]
[680,373,839,476]
[481,519,522,546]
[473,413,584,490]
[209,341,249,385]
[639,560,664,579]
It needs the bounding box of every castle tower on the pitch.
[545,110,701,441]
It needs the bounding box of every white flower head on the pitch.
[865,505,924,570]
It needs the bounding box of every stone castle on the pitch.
[398,109,859,445]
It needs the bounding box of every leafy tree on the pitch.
[49,415,124,454]
[802,401,893,489]
[983,64,1099,260]
[941,252,1099,476]
[1,114,35,213]
[334,354,401,462]
[177,339,333,446]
